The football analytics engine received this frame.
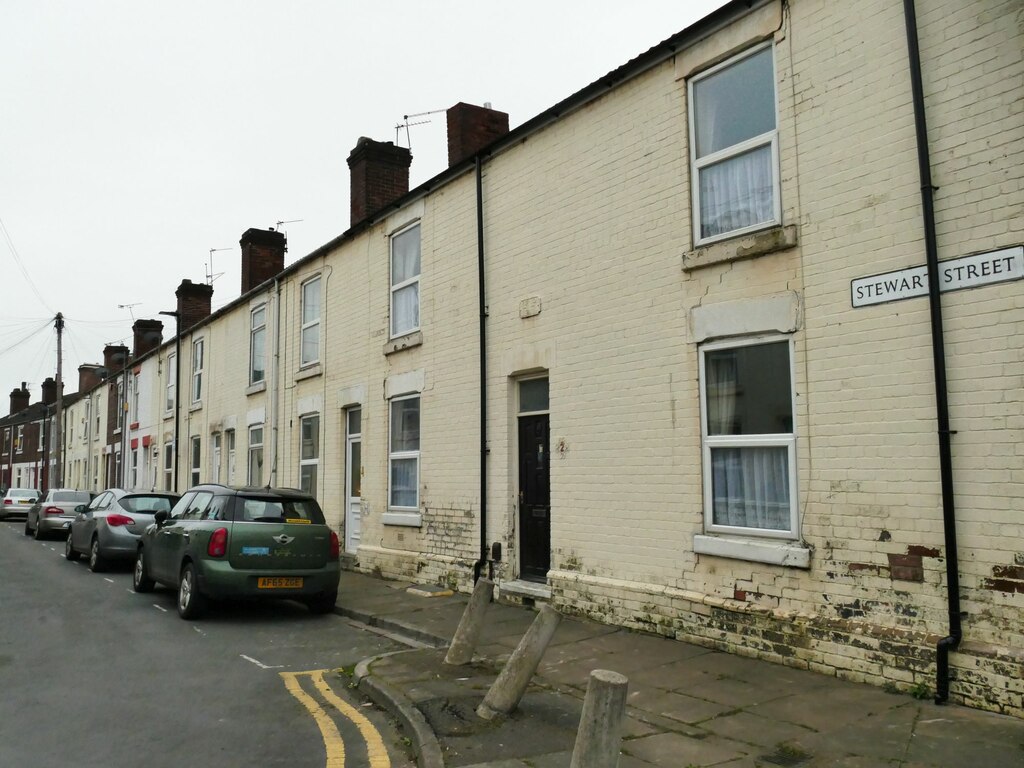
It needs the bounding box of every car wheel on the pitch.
[23,519,32,536]
[88,537,107,573]
[177,562,207,620]
[306,591,338,615]
[33,519,44,541]
[133,549,154,593]
[65,534,81,561]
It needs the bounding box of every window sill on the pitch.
[246,381,267,396]
[382,510,422,527]
[295,364,322,382]
[694,533,810,568]
[188,402,202,413]
[384,330,423,356]
[683,224,798,273]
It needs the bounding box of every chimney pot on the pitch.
[9,383,30,415]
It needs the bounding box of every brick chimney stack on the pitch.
[347,137,412,227]
[446,102,510,167]
[132,319,164,359]
[175,279,214,332]
[79,364,104,393]
[41,376,59,406]
[9,382,29,415]
[240,228,287,294]
[103,345,129,376]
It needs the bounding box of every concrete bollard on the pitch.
[476,603,561,720]
[569,669,629,768]
[444,577,494,665]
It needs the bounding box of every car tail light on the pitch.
[106,513,136,527]
[208,527,228,558]
[44,506,63,516]
[329,530,340,560]
[3,499,10,505]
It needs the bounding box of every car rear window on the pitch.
[10,490,36,499]
[53,491,91,503]
[238,497,325,524]
[121,495,176,514]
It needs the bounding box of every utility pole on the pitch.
[54,313,64,488]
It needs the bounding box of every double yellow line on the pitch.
[281,669,391,768]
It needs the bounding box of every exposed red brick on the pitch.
[907,545,941,558]
[992,565,1024,580]
[888,553,924,583]
[734,589,747,601]
[981,578,1024,594]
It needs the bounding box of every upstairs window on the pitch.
[191,338,204,403]
[16,425,23,453]
[390,223,421,338]
[300,277,321,367]
[689,43,779,244]
[115,379,124,432]
[130,373,140,423]
[700,337,797,538]
[165,353,176,414]
[250,305,266,385]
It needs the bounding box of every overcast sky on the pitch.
[1,1,728,406]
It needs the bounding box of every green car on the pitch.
[133,485,340,619]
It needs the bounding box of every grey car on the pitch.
[24,489,94,540]
[66,489,179,572]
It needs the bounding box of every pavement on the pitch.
[336,570,1024,768]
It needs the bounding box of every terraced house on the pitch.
[27,0,1022,715]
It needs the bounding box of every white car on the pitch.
[0,488,40,520]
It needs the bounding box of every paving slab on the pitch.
[622,730,751,766]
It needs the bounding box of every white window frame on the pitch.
[248,425,264,486]
[300,277,321,367]
[299,413,319,496]
[688,42,781,246]
[130,448,139,489]
[190,435,201,487]
[250,305,267,385]
[38,420,45,451]
[165,353,176,415]
[130,372,139,424]
[191,338,204,404]
[115,379,124,433]
[385,394,421,526]
[16,425,23,453]
[389,223,421,339]
[211,433,222,484]
[698,335,798,543]
[226,429,236,484]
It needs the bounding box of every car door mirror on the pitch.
[154,511,169,527]
[74,504,87,514]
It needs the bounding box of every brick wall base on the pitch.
[349,548,1022,718]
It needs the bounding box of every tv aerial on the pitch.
[395,107,446,149]
[206,247,231,285]
[117,302,140,321]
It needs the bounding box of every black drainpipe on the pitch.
[902,0,961,704]
[473,155,489,583]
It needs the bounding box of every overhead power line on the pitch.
[0,215,52,312]
[0,317,52,360]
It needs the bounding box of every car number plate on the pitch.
[258,577,303,589]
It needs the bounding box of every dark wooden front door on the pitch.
[518,413,550,582]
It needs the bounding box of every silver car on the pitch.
[0,488,40,520]
[66,490,179,572]
[24,489,94,539]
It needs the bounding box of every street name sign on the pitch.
[851,246,1023,308]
